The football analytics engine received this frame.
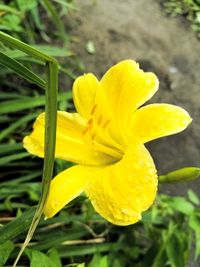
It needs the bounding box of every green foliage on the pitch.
[0,188,200,266]
[0,240,14,265]
[162,0,200,37]
[0,0,75,42]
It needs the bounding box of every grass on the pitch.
[162,0,200,37]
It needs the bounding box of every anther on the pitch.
[103,119,111,129]
[91,104,97,116]
[87,118,93,130]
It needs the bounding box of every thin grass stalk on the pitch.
[12,59,58,267]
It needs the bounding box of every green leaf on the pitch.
[0,92,70,114]
[1,14,23,32]
[16,0,37,11]
[189,213,200,258]
[48,249,62,267]
[0,240,14,265]
[0,113,37,141]
[165,232,185,267]
[0,143,23,155]
[88,254,108,267]
[188,189,200,205]
[151,245,167,267]
[0,52,46,88]
[32,45,73,57]
[0,4,22,15]
[0,152,30,165]
[0,208,36,243]
[26,249,57,267]
[167,196,194,215]
[112,259,123,267]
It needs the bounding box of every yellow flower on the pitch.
[23,60,192,226]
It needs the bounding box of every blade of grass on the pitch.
[0,52,46,88]
[0,143,23,154]
[0,31,57,63]
[12,52,58,267]
[0,4,22,15]
[0,208,36,243]
[0,171,42,186]
[59,243,122,258]
[0,92,28,99]
[0,113,38,141]
[0,92,70,114]
[0,152,30,165]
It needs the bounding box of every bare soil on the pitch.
[67,0,200,198]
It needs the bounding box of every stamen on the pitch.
[91,104,97,116]
[87,118,93,130]
[82,127,88,135]
[103,119,110,129]
[93,141,123,159]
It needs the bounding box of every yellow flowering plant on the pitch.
[24,60,192,226]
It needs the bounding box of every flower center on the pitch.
[82,104,124,161]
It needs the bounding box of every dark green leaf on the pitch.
[0,240,14,265]
[0,52,46,88]
[165,232,185,267]
[26,249,56,267]
[48,249,62,267]
[189,213,200,258]
[0,208,36,243]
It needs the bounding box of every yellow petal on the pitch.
[44,165,88,218]
[73,73,99,118]
[85,144,157,226]
[100,60,159,141]
[23,111,115,166]
[129,104,192,143]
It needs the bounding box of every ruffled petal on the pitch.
[100,60,159,142]
[44,165,88,218]
[23,111,115,166]
[85,144,157,226]
[73,73,99,118]
[129,104,192,143]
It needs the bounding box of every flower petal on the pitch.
[44,165,87,218]
[23,111,115,166]
[73,73,99,118]
[100,60,159,125]
[129,104,192,143]
[85,144,157,226]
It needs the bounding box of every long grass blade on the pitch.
[0,113,37,141]
[0,52,46,88]
[12,52,58,267]
[0,92,69,114]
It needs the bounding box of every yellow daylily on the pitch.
[23,60,192,226]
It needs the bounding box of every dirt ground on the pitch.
[67,0,200,198]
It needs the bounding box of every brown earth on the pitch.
[67,0,200,198]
